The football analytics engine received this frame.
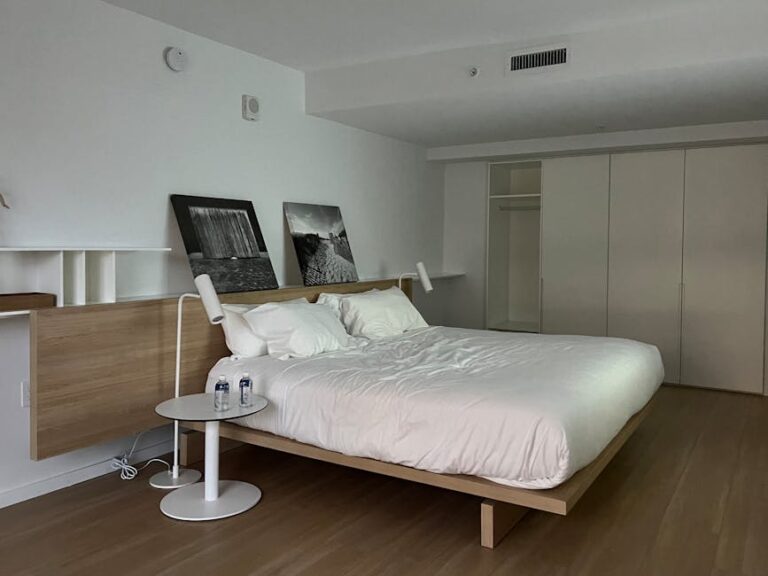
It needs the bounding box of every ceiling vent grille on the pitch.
[509,47,567,72]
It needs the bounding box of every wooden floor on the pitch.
[1,386,767,576]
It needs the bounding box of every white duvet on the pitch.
[206,326,663,489]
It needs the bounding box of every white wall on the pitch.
[0,0,443,506]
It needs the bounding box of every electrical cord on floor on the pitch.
[110,431,170,480]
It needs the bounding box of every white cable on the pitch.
[111,431,170,480]
[111,457,170,480]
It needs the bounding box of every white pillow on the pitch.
[220,298,308,358]
[340,286,428,339]
[243,301,351,359]
[221,304,267,358]
[315,289,379,322]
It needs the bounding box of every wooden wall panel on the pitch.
[30,279,407,460]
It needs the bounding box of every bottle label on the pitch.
[239,378,252,407]
[214,381,230,411]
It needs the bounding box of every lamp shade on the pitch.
[416,262,433,293]
[194,274,224,324]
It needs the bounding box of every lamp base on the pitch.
[149,468,202,489]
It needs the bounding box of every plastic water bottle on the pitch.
[239,373,253,408]
[214,375,230,412]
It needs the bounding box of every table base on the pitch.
[160,481,262,521]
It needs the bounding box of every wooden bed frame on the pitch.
[184,398,653,547]
[29,277,655,548]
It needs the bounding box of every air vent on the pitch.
[509,47,567,72]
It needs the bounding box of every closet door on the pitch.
[541,155,610,336]
[682,145,768,393]
[608,150,684,383]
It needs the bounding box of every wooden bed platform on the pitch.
[183,396,654,548]
[28,277,656,548]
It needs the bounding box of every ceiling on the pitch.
[104,0,725,71]
[103,0,768,147]
[319,62,768,147]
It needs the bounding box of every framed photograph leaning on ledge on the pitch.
[171,194,278,293]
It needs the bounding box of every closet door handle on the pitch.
[679,282,685,314]
[539,277,544,333]
[678,281,684,384]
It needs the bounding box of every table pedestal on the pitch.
[160,420,261,521]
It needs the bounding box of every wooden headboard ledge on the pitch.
[30,278,410,460]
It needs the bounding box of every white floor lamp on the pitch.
[150,274,224,489]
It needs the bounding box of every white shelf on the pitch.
[424,272,464,280]
[0,247,171,252]
[358,272,465,283]
[281,273,467,290]
[0,267,462,319]
[0,247,172,318]
[489,194,542,199]
[0,309,31,318]
[2,291,182,315]
[116,293,182,303]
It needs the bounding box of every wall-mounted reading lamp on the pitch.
[399,262,433,293]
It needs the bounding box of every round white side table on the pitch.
[155,392,268,521]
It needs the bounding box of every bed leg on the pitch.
[180,429,244,466]
[480,499,528,549]
[179,430,203,466]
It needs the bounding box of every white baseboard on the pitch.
[0,438,174,509]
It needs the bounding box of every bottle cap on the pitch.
[242,372,250,378]
[218,375,227,380]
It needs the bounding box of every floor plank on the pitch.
[1,386,767,576]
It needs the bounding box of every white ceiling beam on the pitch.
[425,120,768,161]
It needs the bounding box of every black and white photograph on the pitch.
[171,194,278,293]
[284,202,358,286]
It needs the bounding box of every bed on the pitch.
[29,278,663,548]
[205,326,662,491]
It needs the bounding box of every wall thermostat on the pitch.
[164,47,187,72]
[242,95,260,121]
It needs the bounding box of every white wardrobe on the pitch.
[608,150,685,384]
[680,146,767,393]
[487,144,768,393]
[540,155,610,337]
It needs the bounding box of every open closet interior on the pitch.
[486,161,541,332]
